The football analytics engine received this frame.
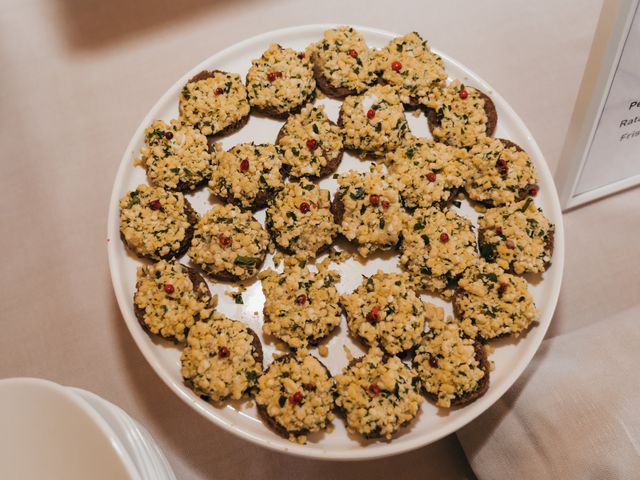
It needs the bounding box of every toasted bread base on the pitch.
[262,312,336,348]
[197,252,266,283]
[172,177,209,193]
[215,189,274,212]
[312,52,376,99]
[330,190,346,226]
[249,87,316,120]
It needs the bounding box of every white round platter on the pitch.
[107,24,564,460]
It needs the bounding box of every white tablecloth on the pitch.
[4,0,638,478]
[458,304,640,479]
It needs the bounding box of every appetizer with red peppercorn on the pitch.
[134,260,215,343]
[413,306,490,408]
[400,206,478,298]
[135,119,213,192]
[331,165,406,257]
[255,354,336,443]
[265,180,337,260]
[119,184,198,261]
[385,137,469,209]
[376,32,448,107]
[452,260,538,341]
[260,265,342,350]
[276,104,344,179]
[209,142,285,210]
[188,204,269,281]
[465,138,539,207]
[477,197,554,274]
[424,79,497,148]
[179,70,251,138]
[181,313,263,402]
[340,271,429,355]
[338,84,410,155]
[312,26,378,98]
[335,347,422,439]
[246,44,316,118]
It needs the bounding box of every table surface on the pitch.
[4,0,640,478]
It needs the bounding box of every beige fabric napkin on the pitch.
[458,305,640,479]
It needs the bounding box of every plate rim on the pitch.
[69,387,177,480]
[107,23,565,461]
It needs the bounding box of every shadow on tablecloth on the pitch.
[54,0,260,50]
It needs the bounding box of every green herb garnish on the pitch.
[480,243,497,262]
[234,256,259,266]
[350,187,365,200]
[519,197,533,212]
